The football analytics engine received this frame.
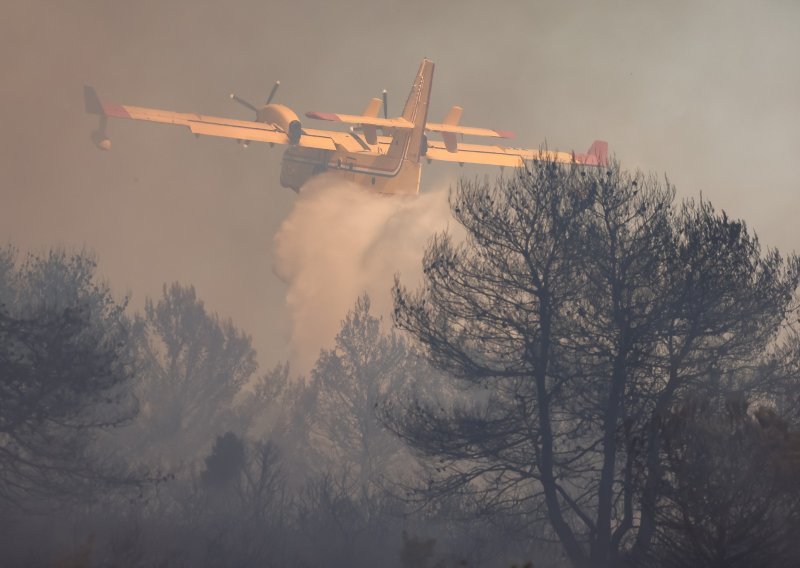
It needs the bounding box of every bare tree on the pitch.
[388,162,800,567]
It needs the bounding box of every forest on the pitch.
[2,161,800,568]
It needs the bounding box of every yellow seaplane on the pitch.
[85,59,607,196]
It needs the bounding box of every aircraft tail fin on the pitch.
[388,58,434,163]
[576,140,608,167]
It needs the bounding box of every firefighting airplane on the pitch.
[84,59,607,196]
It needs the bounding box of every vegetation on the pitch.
[0,248,142,511]
[389,163,800,567]
[2,160,799,566]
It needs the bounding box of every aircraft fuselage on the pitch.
[280,144,422,196]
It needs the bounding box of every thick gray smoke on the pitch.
[273,174,456,372]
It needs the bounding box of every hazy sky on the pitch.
[2,0,798,370]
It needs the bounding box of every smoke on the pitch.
[272,174,456,373]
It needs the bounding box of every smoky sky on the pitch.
[2,0,798,370]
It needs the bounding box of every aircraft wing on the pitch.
[305,112,512,139]
[305,111,413,130]
[425,123,514,139]
[106,104,344,150]
[85,86,338,150]
[424,140,609,168]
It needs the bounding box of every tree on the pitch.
[0,248,140,510]
[309,294,416,499]
[195,433,289,567]
[647,392,800,568]
[124,283,258,464]
[201,431,246,488]
[388,162,800,567]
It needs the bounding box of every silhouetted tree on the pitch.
[0,248,140,510]
[646,391,800,568]
[202,432,246,488]
[193,434,289,567]
[388,162,800,567]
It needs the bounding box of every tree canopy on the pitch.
[389,162,800,567]
[123,282,258,464]
[0,248,140,510]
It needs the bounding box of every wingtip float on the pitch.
[85,59,608,195]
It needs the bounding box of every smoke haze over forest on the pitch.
[3,4,800,565]
[2,0,798,370]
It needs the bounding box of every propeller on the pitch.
[382,89,388,118]
[266,80,280,105]
[229,80,281,117]
[229,93,258,114]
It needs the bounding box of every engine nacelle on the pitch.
[256,104,302,145]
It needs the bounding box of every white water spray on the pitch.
[272,174,456,373]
